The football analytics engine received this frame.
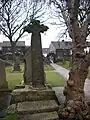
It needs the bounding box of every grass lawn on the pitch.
[6,65,65,89]
[57,60,90,79]
[45,71,66,87]
[56,61,71,70]
[2,114,18,120]
[44,65,55,71]
[7,72,23,89]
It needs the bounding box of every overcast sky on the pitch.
[0,2,70,48]
[0,24,59,48]
[0,2,89,48]
[0,19,71,48]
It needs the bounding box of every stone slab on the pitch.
[11,88,58,104]
[18,111,59,120]
[23,47,32,84]
[7,104,17,114]
[17,100,59,114]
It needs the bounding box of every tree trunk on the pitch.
[59,40,90,119]
[66,46,88,100]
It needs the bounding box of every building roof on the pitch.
[0,41,25,47]
[51,40,72,49]
[50,40,90,50]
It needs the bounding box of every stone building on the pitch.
[49,40,72,61]
[49,40,90,61]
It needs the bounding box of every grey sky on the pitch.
[0,2,89,48]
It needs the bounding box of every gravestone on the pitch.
[9,20,59,120]
[24,20,47,88]
[0,59,8,89]
[23,47,32,85]
[0,59,11,118]
[13,53,21,71]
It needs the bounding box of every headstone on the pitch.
[24,20,48,88]
[0,59,11,118]
[23,47,32,85]
[0,59,8,89]
[13,53,21,71]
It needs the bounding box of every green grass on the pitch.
[56,60,71,70]
[2,113,18,120]
[7,72,23,89]
[6,65,65,89]
[57,60,90,79]
[6,64,24,73]
[45,71,66,87]
[44,65,55,71]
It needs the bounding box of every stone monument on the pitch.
[23,47,32,85]
[9,20,59,120]
[24,20,47,87]
[13,53,21,71]
[0,59,11,118]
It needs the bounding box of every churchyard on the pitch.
[1,0,90,120]
[0,19,90,120]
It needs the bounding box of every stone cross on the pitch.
[24,20,48,87]
[23,47,32,85]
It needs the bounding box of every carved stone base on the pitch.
[9,87,59,120]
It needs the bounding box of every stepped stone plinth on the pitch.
[9,87,59,120]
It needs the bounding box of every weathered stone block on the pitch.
[10,87,59,120]
[23,47,32,85]
[11,88,57,104]
[7,104,17,114]
[0,59,8,89]
[17,100,58,114]
[18,111,59,120]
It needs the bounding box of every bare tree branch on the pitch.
[81,14,90,39]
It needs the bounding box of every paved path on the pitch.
[51,63,90,103]
[51,63,69,80]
